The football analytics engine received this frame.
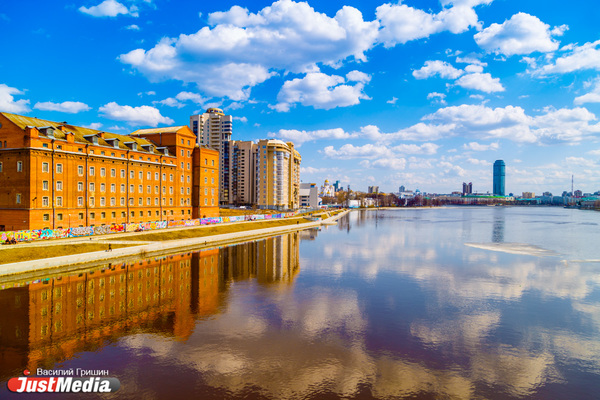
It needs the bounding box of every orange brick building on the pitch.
[0,113,219,231]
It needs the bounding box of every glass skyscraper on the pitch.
[493,160,505,196]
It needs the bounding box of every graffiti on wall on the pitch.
[0,210,300,243]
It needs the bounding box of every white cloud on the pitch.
[119,1,379,100]
[79,0,135,18]
[361,158,407,170]
[536,40,600,75]
[0,84,30,113]
[574,78,600,105]
[323,142,438,159]
[276,128,353,144]
[463,141,499,151]
[387,97,398,104]
[466,158,492,165]
[565,157,596,167]
[427,92,447,104]
[154,97,185,108]
[474,13,565,56]
[99,102,174,126]
[34,101,91,113]
[377,0,489,47]
[300,166,328,174]
[274,70,370,111]
[126,24,140,30]
[84,122,103,130]
[233,116,248,123]
[359,123,456,142]
[455,72,504,93]
[176,91,207,104]
[413,60,463,79]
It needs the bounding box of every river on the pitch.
[1,207,599,399]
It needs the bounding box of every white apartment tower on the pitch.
[190,108,233,204]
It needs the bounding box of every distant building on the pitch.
[320,180,335,197]
[462,182,473,196]
[493,160,505,196]
[574,190,583,198]
[522,192,535,199]
[399,185,405,193]
[368,186,379,194]
[299,183,319,208]
[229,140,257,206]
[190,108,233,204]
[333,180,341,192]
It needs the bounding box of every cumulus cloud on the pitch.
[33,101,91,113]
[377,0,490,47]
[427,92,447,104]
[463,141,499,151]
[574,78,600,105]
[0,84,30,113]
[425,104,600,144]
[274,70,371,111]
[413,60,464,79]
[99,102,174,126]
[79,0,136,17]
[323,142,438,159]
[360,158,407,170]
[359,123,456,142]
[455,72,504,93]
[119,1,379,100]
[474,13,565,56]
[536,40,600,75]
[277,128,353,144]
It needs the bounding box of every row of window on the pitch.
[42,209,191,221]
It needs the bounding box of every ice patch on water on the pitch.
[464,242,558,257]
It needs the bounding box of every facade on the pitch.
[0,113,218,231]
[190,108,232,204]
[229,140,257,206]
[367,186,379,194]
[493,160,505,196]
[299,183,319,208]
[254,139,301,210]
[462,182,473,196]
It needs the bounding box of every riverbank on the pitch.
[0,210,349,278]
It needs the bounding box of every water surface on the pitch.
[1,207,599,399]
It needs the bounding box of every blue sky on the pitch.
[1,0,600,195]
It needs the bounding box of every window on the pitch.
[16,193,21,204]
[101,212,106,219]
[162,173,166,180]
[204,177,207,183]
[43,181,49,191]
[170,174,173,182]
[155,185,158,194]
[78,197,84,206]
[211,160,215,166]
[0,162,2,172]
[100,197,105,206]
[110,197,116,206]
[204,158,207,165]
[130,170,134,179]
[112,212,116,218]
[169,198,173,205]
[57,213,63,221]
[78,182,83,192]
[139,211,143,217]
[56,181,63,191]
[147,211,151,216]
[100,183,105,192]
[121,169,125,178]
[147,171,151,180]
[147,185,151,193]
[155,172,159,180]
[43,214,50,221]
[56,197,63,206]
[138,185,143,193]
[211,178,215,184]
[155,198,159,205]
[138,198,143,206]
[146,197,151,205]
[169,187,173,195]
[17,161,22,172]
[187,162,190,170]
[121,184,125,193]
[180,162,184,169]
[90,212,95,219]
[89,166,95,176]
[130,184,134,192]
[181,149,184,157]
[42,197,49,207]
[111,169,116,177]
[120,197,125,206]
[79,213,84,219]
[139,171,143,180]
[187,176,190,183]
[204,188,208,195]
[121,212,126,217]
[100,168,106,177]
[89,182,95,192]
[204,198,207,205]
[89,197,95,206]
[78,165,84,176]
[111,183,116,193]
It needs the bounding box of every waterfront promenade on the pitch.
[0,210,349,279]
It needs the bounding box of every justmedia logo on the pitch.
[7,370,120,393]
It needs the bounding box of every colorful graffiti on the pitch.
[0,211,300,243]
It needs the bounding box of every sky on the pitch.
[1,0,600,195]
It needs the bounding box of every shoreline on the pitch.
[0,210,350,279]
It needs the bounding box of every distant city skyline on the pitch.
[1,0,599,194]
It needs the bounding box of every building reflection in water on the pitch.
[492,207,505,243]
[0,233,299,382]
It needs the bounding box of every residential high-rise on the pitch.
[493,160,505,196]
[254,139,301,210]
[368,186,379,194]
[462,182,473,195]
[230,140,257,206]
[190,108,233,204]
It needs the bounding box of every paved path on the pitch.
[0,210,349,278]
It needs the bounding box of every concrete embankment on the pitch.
[0,210,350,278]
